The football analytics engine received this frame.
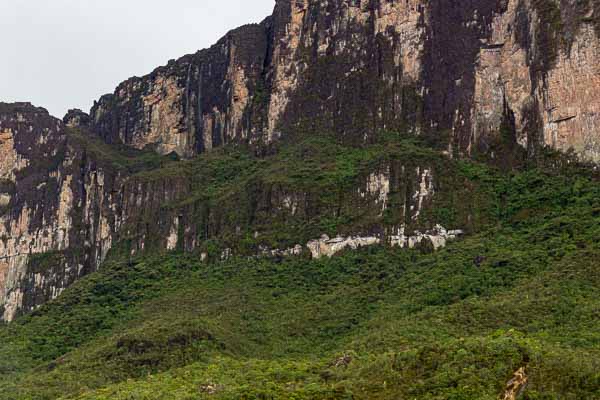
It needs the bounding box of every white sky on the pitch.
[0,0,275,118]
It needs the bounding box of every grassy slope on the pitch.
[1,138,600,399]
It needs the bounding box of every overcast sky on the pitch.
[0,0,275,118]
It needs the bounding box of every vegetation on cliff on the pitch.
[1,134,599,399]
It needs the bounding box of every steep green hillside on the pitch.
[1,137,599,399]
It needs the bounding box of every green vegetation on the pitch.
[117,131,499,255]
[66,128,179,174]
[27,252,66,274]
[1,134,600,399]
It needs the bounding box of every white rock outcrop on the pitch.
[306,225,463,259]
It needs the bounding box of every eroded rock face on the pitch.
[501,367,528,400]
[542,23,600,160]
[63,109,90,128]
[0,104,191,321]
[82,0,600,162]
[469,0,600,160]
[307,234,381,259]
[0,103,78,321]
[89,23,269,157]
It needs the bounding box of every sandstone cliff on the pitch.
[85,0,600,161]
[0,103,190,321]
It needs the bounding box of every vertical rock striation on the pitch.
[89,23,269,157]
[0,103,78,321]
[84,0,600,161]
[0,104,191,321]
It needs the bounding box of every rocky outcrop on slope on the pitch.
[501,367,528,400]
[306,225,464,259]
[84,0,600,161]
[63,109,90,128]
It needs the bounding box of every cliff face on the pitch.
[86,0,600,161]
[2,0,599,320]
[0,104,114,321]
[89,24,269,157]
[0,104,190,320]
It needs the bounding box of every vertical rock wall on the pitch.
[0,104,191,321]
[84,0,600,162]
[0,104,81,321]
[468,0,600,160]
[90,23,269,157]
